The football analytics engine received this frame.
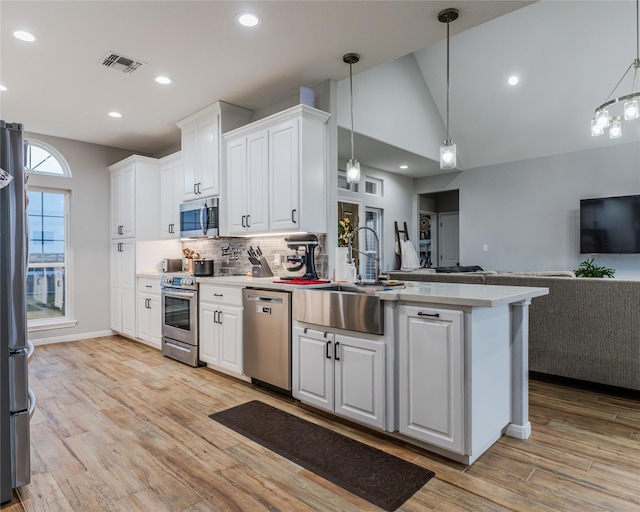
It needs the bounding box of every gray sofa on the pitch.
[390,270,640,392]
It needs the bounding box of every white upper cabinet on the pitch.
[109,155,160,241]
[177,101,252,202]
[159,152,182,239]
[269,118,300,231]
[227,129,269,235]
[224,105,330,236]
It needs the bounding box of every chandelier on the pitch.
[591,0,640,138]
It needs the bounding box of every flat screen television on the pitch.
[580,194,640,254]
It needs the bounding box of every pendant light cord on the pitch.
[446,17,451,142]
[349,62,355,160]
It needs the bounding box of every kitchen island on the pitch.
[193,276,548,464]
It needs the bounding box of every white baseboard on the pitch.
[505,422,532,440]
[29,330,115,346]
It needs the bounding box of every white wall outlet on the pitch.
[483,244,488,252]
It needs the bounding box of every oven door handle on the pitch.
[164,341,192,353]
[162,290,196,299]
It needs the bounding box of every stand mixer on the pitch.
[284,234,320,280]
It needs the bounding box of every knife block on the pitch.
[252,264,273,278]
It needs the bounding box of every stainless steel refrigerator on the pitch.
[0,120,33,504]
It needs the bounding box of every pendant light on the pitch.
[344,52,361,184]
[590,0,640,139]
[439,8,459,170]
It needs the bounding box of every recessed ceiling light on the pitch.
[508,75,519,86]
[237,12,261,27]
[399,165,408,169]
[155,76,171,85]
[108,112,123,118]
[0,85,7,92]
[13,30,35,42]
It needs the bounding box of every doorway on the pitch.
[418,190,459,268]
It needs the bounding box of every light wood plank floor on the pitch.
[2,336,639,511]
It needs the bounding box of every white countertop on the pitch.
[379,282,548,307]
[194,276,548,307]
[141,273,548,307]
[195,275,332,292]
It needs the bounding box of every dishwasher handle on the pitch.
[245,294,284,304]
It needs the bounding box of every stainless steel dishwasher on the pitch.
[242,288,292,393]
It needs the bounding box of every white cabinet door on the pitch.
[197,112,220,197]
[294,327,334,412]
[111,240,135,335]
[110,171,123,239]
[269,119,299,231]
[246,130,269,233]
[227,131,269,235]
[149,295,162,346]
[136,278,161,348]
[227,137,247,235]
[181,122,199,201]
[121,240,136,337]
[219,305,243,374]
[110,165,135,238]
[136,294,150,342]
[160,155,182,239]
[199,302,219,365]
[199,291,243,375]
[398,305,464,453]
[110,241,123,332]
[334,333,385,429]
[121,165,136,238]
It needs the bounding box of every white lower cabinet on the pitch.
[110,239,136,337]
[397,305,464,454]
[136,278,162,348]
[293,326,386,430]
[199,284,243,375]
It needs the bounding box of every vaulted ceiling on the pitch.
[2,1,638,176]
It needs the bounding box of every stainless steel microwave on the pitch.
[179,197,219,238]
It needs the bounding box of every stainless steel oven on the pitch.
[161,274,202,367]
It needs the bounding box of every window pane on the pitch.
[28,145,63,175]
[27,267,65,320]
[27,191,42,215]
[42,216,65,241]
[43,240,65,262]
[43,193,65,216]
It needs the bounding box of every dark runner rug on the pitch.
[210,400,435,511]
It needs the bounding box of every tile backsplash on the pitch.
[182,234,327,279]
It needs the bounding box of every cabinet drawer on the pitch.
[200,284,243,306]
[138,277,161,295]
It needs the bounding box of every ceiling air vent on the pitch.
[100,52,145,73]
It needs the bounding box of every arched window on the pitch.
[25,140,75,330]
[25,139,71,177]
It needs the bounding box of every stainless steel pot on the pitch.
[192,259,214,277]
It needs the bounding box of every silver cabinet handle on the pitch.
[291,209,297,223]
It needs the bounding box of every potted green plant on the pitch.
[574,257,615,278]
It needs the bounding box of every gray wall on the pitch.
[25,132,133,343]
[415,141,640,279]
